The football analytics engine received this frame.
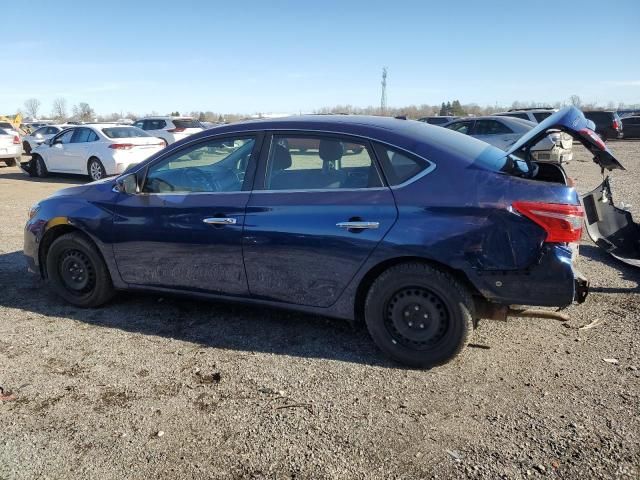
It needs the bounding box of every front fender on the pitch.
[24,186,125,288]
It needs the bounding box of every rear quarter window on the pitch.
[374,144,431,185]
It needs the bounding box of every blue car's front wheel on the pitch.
[364,263,474,368]
[45,232,115,307]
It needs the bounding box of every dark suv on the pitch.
[583,110,623,141]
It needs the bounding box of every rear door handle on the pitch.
[203,217,237,225]
[336,221,379,230]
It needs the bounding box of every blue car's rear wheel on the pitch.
[365,263,474,368]
[45,232,115,307]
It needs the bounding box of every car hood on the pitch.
[504,106,624,171]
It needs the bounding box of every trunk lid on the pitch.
[504,106,624,171]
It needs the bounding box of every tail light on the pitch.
[512,201,584,243]
[109,143,134,150]
[167,127,185,133]
[13,135,20,145]
[612,119,620,130]
[578,128,606,150]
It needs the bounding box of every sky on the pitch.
[1,0,638,117]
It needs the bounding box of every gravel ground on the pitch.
[0,143,638,479]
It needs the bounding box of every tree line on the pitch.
[17,95,640,124]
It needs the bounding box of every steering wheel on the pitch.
[147,177,175,192]
[182,168,214,192]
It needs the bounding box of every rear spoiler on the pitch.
[504,106,624,171]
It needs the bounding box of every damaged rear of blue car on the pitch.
[24,107,623,367]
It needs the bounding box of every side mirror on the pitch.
[115,173,141,194]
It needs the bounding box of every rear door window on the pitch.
[445,121,474,134]
[262,135,382,190]
[533,112,552,122]
[474,120,513,135]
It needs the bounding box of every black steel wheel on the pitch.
[365,263,474,368]
[58,249,96,295]
[46,232,115,307]
[385,287,449,349]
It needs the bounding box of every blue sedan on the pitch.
[23,107,622,367]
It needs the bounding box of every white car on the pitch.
[443,116,573,163]
[26,125,165,180]
[0,128,22,166]
[495,108,574,152]
[133,116,203,145]
[22,124,70,155]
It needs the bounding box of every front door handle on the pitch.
[203,217,237,225]
[336,221,379,230]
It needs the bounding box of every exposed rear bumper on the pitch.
[465,244,586,308]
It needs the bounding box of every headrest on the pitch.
[272,144,292,170]
[319,139,344,162]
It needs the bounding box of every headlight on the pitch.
[28,203,40,220]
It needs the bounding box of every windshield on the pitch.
[102,127,150,138]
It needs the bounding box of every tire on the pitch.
[87,157,106,181]
[34,155,48,178]
[45,232,115,307]
[364,263,474,368]
[4,158,17,167]
[22,141,31,155]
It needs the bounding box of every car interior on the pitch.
[266,138,382,190]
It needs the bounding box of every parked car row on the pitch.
[419,107,636,141]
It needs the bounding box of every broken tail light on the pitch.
[512,201,584,243]
[578,128,606,150]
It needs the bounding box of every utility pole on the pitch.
[380,67,387,115]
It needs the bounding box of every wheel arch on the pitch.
[38,225,106,279]
[353,256,480,322]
